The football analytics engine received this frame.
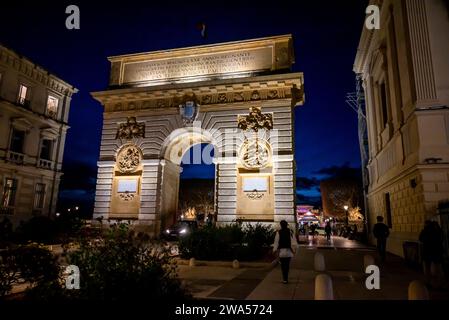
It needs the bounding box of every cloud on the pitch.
[297,177,320,190]
[313,162,361,180]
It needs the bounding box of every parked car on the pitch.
[162,220,198,240]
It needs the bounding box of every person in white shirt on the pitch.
[272,220,298,284]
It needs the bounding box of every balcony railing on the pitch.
[17,97,31,109]
[0,207,14,215]
[37,158,54,170]
[7,151,25,164]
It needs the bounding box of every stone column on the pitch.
[93,161,115,222]
[215,157,237,224]
[405,0,439,108]
[273,154,296,224]
[363,76,378,158]
[139,159,160,234]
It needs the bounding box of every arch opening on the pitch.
[159,129,217,231]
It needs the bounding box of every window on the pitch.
[18,84,29,106]
[1,178,17,207]
[385,193,392,228]
[380,82,388,128]
[10,129,25,153]
[34,183,46,209]
[46,95,59,117]
[40,139,53,160]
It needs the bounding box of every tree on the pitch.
[320,178,363,219]
[178,179,214,220]
[348,207,364,222]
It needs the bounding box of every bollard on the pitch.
[314,274,334,300]
[408,280,429,300]
[189,257,196,267]
[430,262,444,289]
[314,252,326,272]
[430,262,444,278]
[363,254,375,271]
[232,259,240,269]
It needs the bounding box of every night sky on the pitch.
[0,0,368,212]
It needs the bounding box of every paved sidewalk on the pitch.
[246,236,449,300]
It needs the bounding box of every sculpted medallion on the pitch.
[116,145,142,173]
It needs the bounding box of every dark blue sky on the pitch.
[0,0,367,206]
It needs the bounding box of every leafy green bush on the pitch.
[179,223,275,261]
[0,245,58,299]
[2,224,188,301]
[14,246,59,284]
[0,251,17,297]
[65,223,188,300]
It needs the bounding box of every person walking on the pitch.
[310,223,317,239]
[373,216,390,262]
[420,221,445,287]
[325,222,332,242]
[304,223,309,238]
[273,220,298,284]
[419,221,434,284]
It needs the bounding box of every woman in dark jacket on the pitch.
[273,220,298,284]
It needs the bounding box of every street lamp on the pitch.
[343,205,349,225]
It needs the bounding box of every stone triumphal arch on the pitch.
[92,35,305,236]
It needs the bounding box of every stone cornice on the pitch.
[92,72,304,113]
[353,0,385,75]
[0,44,78,97]
[107,35,295,87]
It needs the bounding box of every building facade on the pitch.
[92,35,304,236]
[354,0,449,256]
[0,45,77,226]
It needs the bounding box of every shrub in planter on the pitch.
[179,223,275,261]
[180,223,248,260]
[54,212,84,237]
[179,225,225,260]
[244,223,275,260]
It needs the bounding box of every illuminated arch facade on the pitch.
[92,35,305,236]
